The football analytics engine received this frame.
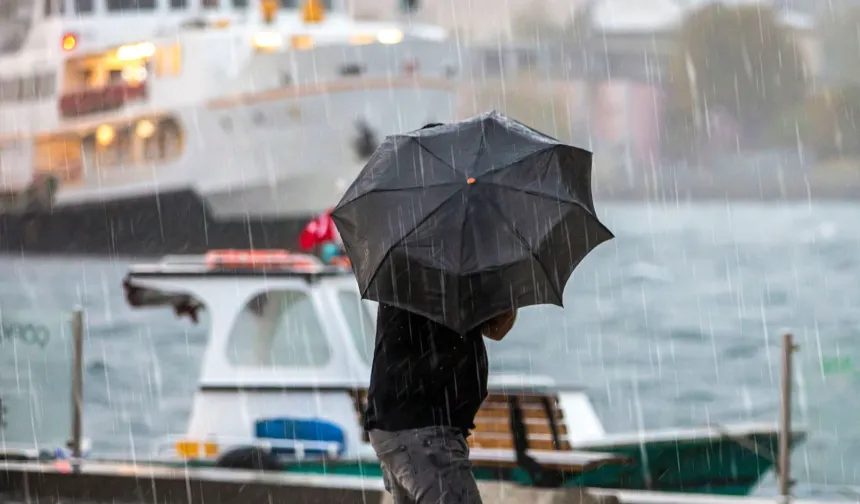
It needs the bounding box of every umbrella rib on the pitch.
[482,181,577,205]
[358,187,466,299]
[477,193,565,306]
[486,182,615,243]
[413,138,458,172]
[335,183,463,213]
[476,145,557,179]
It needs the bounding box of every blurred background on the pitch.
[2,0,860,500]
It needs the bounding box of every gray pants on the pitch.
[369,426,483,504]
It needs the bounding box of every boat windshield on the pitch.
[337,290,375,365]
[226,290,331,368]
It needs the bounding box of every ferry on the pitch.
[0,0,460,257]
[98,249,804,495]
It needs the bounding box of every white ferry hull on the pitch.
[0,81,457,257]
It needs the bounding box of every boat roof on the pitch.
[126,249,352,280]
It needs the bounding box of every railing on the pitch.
[58,81,148,118]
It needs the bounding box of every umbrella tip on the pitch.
[467,177,476,184]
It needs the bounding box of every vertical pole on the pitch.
[71,309,84,471]
[778,333,794,499]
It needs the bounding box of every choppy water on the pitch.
[2,203,860,500]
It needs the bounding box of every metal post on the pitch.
[70,309,84,472]
[779,333,796,499]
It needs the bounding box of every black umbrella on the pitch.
[331,111,614,333]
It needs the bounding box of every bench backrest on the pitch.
[350,389,571,451]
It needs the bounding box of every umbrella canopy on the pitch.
[331,111,614,333]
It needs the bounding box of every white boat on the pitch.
[0,0,460,256]
[117,249,806,494]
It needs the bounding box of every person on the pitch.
[363,122,517,503]
[365,304,517,504]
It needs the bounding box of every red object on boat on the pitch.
[59,81,148,118]
[298,209,336,251]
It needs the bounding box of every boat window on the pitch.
[79,117,184,174]
[226,291,331,368]
[170,0,186,8]
[74,0,94,13]
[43,0,64,17]
[231,0,247,7]
[154,44,182,77]
[337,291,375,365]
[0,79,20,101]
[34,135,84,185]
[202,0,218,8]
[107,0,156,12]
[0,72,55,103]
[0,0,32,54]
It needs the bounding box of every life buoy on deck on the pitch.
[204,249,320,271]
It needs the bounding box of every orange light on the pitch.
[260,0,278,23]
[62,33,77,52]
[467,177,476,184]
[302,0,325,23]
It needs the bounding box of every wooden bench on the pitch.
[349,387,631,481]
[470,393,572,452]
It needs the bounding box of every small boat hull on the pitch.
[163,429,802,496]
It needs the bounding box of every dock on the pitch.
[0,459,849,504]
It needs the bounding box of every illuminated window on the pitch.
[154,44,182,77]
[34,135,84,184]
[226,291,330,368]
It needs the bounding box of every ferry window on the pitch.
[74,0,94,13]
[226,291,330,368]
[36,73,56,98]
[154,44,182,77]
[202,0,218,8]
[107,0,156,11]
[34,135,84,184]
[231,0,247,7]
[43,0,65,17]
[79,117,183,175]
[19,76,36,100]
[170,0,186,8]
[0,0,32,55]
[0,79,20,102]
[338,291,375,365]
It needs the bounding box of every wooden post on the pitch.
[71,309,84,472]
[779,333,796,499]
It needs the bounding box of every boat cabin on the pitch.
[122,249,804,492]
[123,249,627,484]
